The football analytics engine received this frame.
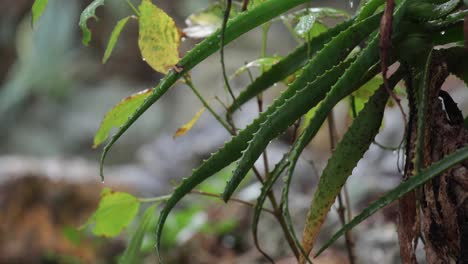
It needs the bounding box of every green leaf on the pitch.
[100,0,317,181]
[231,57,282,78]
[138,0,180,74]
[91,188,140,237]
[222,22,382,202]
[350,75,383,115]
[93,89,152,148]
[103,17,131,64]
[229,18,355,112]
[301,70,400,257]
[183,2,240,39]
[119,204,157,264]
[62,226,81,246]
[79,0,105,46]
[316,146,468,256]
[31,0,49,26]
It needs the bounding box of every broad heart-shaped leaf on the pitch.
[316,146,468,257]
[138,0,180,74]
[173,107,205,138]
[103,16,130,64]
[100,0,326,180]
[79,0,105,46]
[31,0,48,26]
[93,89,152,148]
[300,71,401,261]
[154,13,383,262]
[119,204,157,264]
[91,188,140,237]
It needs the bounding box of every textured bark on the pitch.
[398,53,468,263]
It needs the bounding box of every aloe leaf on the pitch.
[406,0,460,21]
[250,59,353,261]
[414,50,433,172]
[222,30,381,202]
[155,11,383,263]
[119,204,157,264]
[316,146,468,256]
[31,0,49,26]
[103,16,130,64]
[356,0,385,21]
[300,70,402,259]
[100,0,317,179]
[228,18,355,112]
[79,0,105,46]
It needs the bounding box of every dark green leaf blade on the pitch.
[228,18,354,112]
[316,146,468,256]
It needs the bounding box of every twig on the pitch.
[138,190,276,216]
[221,0,237,103]
[328,110,356,264]
[184,75,234,134]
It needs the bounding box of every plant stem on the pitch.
[327,110,356,264]
[125,0,140,17]
[138,190,276,215]
[184,75,234,134]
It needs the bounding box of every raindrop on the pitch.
[441,31,446,35]
[392,150,398,155]
[142,57,146,61]
[101,180,105,184]
[349,0,354,8]
[181,37,187,42]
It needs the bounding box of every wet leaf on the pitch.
[79,0,105,46]
[119,204,157,264]
[183,2,240,39]
[231,57,282,78]
[103,16,130,64]
[138,0,180,74]
[90,188,140,237]
[31,0,49,26]
[94,89,152,148]
[174,107,206,138]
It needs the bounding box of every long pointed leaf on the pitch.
[223,15,379,201]
[155,12,383,262]
[119,205,157,264]
[100,0,314,179]
[316,146,468,256]
[300,70,402,261]
[228,18,354,112]
[251,59,353,261]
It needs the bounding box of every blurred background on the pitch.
[0,0,467,263]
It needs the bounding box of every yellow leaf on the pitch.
[138,0,180,74]
[174,107,206,138]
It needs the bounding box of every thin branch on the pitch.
[139,190,276,216]
[184,75,234,134]
[328,110,356,264]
